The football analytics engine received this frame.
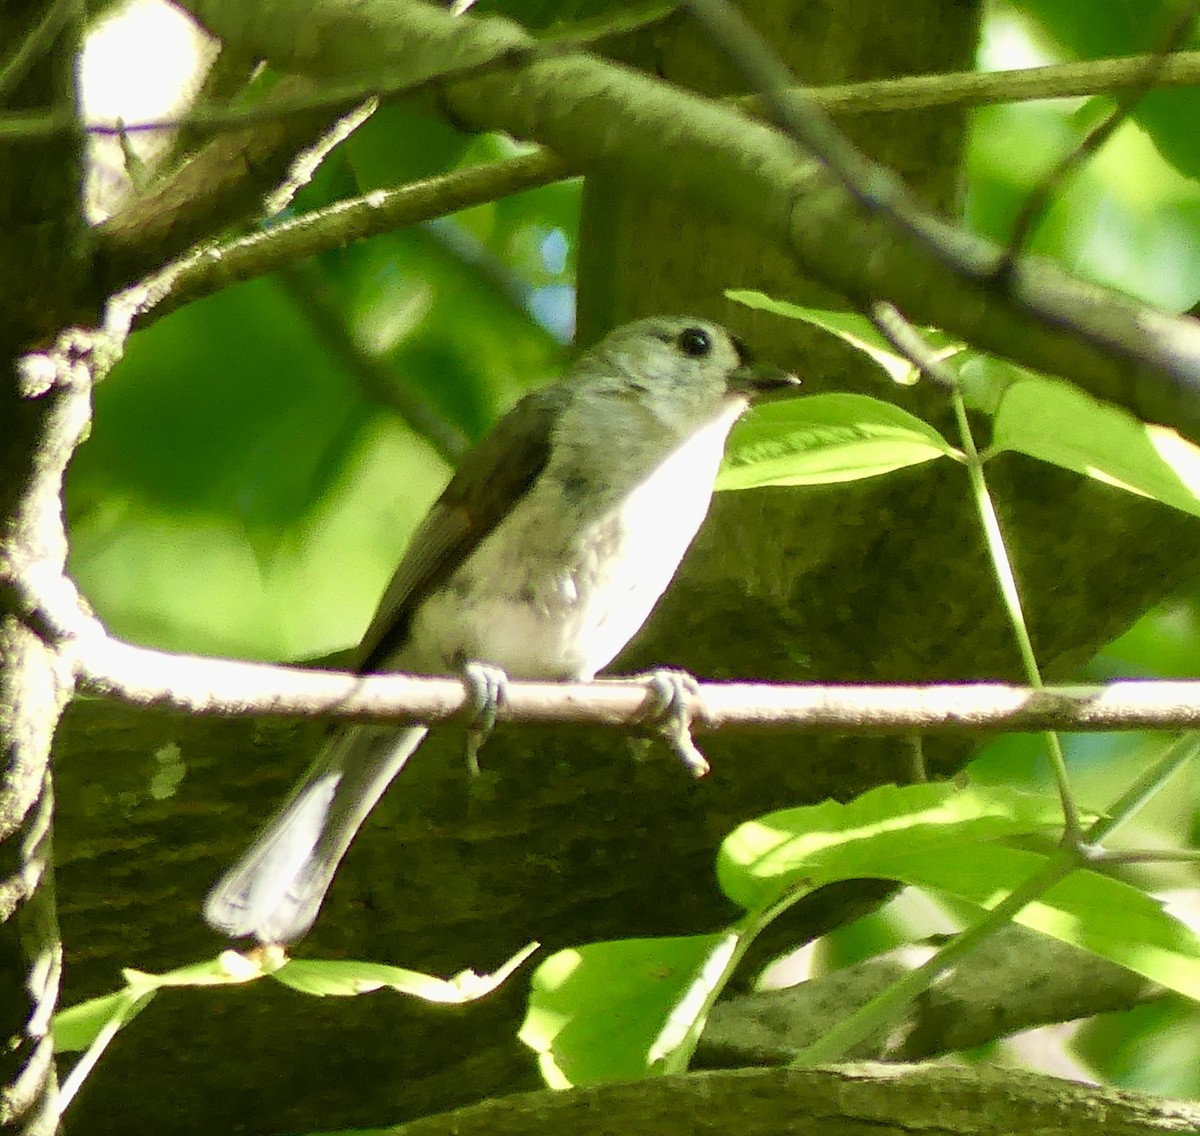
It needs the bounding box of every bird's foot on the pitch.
[461,661,509,776]
[634,668,709,778]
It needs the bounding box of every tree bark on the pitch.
[0,0,91,1131]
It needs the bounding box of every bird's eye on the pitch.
[676,327,712,357]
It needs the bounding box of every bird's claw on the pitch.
[462,661,508,776]
[637,669,709,778]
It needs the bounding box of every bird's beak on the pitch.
[729,363,801,400]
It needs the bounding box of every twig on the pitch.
[869,300,1083,834]
[867,301,959,389]
[682,0,900,222]
[275,264,469,463]
[12,47,1200,143]
[107,149,572,329]
[0,0,75,102]
[999,0,1200,273]
[0,1,677,144]
[66,624,1200,734]
[746,50,1200,116]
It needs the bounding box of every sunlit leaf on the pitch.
[718,782,1066,911]
[898,843,1200,1002]
[53,991,151,1055]
[993,376,1200,518]
[719,782,1200,1002]
[52,941,534,1111]
[519,933,736,1087]
[270,942,537,1001]
[726,289,964,385]
[717,393,957,490]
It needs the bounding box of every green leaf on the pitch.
[719,782,1200,1003]
[717,393,957,491]
[52,943,533,1113]
[53,991,152,1054]
[54,954,270,1113]
[992,376,1200,518]
[717,782,1066,910]
[726,289,964,385]
[54,987,158,1116]
[55,953,268,1055]
[519,933,737,1087]
[893,843,1200,1002]
[123,953,272,992]
[270,942,538,1001]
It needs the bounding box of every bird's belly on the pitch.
[405,474,716,680]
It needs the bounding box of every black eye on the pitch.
[676,327,712,357]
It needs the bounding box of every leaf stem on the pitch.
[950,387,1083,839]
[791,849,1079,1065]
[1089,732,1200,844]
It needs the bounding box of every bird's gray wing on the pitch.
[354,386,563,672]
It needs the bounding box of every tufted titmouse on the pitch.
[203,315,798,944]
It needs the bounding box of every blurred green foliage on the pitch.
[70,127,577,658]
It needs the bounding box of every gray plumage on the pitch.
[203,316,797,943]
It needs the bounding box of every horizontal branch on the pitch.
[119,149,571,328]
[8,48,1200,142]
[757,48,1200,115]
[382,1064,1200,1136]
[71,631,1200,735]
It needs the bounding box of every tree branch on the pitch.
[172,0,1200,448]
[115,149,570,330]
[68,623,1200,734]
[94,48,1200,320]
[10,49,1200,141]
[93,76,376,294]
[383,1063,1199,1136]
[92,48,1200,326]
[697,925,1160,1066]
[997,1,1200,267]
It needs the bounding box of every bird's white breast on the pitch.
[404,401,745,680]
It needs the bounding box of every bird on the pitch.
[203,315,799,944]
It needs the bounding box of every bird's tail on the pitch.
[203,724,428,944]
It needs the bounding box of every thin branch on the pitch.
[1000,0,1200,271]
[0,0,75,102]
[66,623,1200,735]
[1100,848,1200,864]
[45,0,676,148]
[870,300,1082,832]
[683,0,902,225]
[275,263,468,463]
[12,49,1200,142]
[93,75,376,294]
[749,49,1200,115]
[106,149,572,327]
